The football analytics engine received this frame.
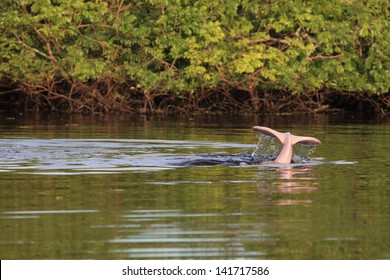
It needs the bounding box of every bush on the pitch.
[0,0,389,113]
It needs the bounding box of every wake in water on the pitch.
[177,132,318,166]
[0,132,320,174]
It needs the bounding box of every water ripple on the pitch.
[91,209,270,259]
[0,138,252,174]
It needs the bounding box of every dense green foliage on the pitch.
[0,0,389,113]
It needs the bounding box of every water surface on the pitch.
[0,114,389,259]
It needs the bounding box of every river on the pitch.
[0,113,389,259]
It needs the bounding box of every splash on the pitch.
[251,132,318,164]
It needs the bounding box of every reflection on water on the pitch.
[108,210,267,259]
[256,165,319,207]
[0,114,389,259]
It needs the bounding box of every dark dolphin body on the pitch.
[175,152,311,166]
[175,152,270,166]
[174,126,320,166]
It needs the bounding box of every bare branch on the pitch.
[13,32,52,61]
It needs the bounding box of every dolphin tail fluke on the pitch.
[253,126,321,146]
[252,126,320,164]
[291,135,321,146]
[252,126,287,144]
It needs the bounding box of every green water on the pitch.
[0,114,389,259]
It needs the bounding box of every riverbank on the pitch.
[1,0,389,115]
[0,87,388,116]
